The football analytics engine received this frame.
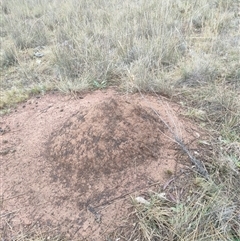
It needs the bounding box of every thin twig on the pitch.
[92,181,163,209]
[0,209,20,218]
[139,90,209,179]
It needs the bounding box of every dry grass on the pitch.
[0,0,239,240]
[1,0,238,107]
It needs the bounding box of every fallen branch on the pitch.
[174,136,209,179]
[139,91,209,179]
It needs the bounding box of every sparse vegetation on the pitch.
[114,178,239,241]
[0,0,239,240]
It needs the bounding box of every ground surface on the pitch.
[1,89,204,240]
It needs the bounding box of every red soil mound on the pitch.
[1,89,202,240]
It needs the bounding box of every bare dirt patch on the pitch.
[1,89,204,240]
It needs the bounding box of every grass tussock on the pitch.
[1,0,239,101]
[114,177,240,241]
[0,0,239,240]
[0,43,19,67]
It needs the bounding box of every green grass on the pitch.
[0,0,239,240]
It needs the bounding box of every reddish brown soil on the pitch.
[0,89,203,240]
